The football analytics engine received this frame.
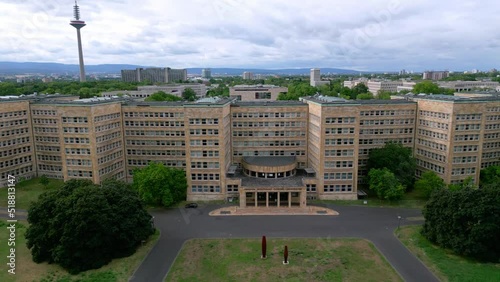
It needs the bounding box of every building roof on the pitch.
[243,156,296,167]
[302,95,415,105]
[233,100,306,107]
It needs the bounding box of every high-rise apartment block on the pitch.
[242,72,254,80]
[202,68,212,78]
[121,67,188,83]
[423,71,449,80]
[310,68,329,87]
[229,85,288,101]
[2,94,499,207]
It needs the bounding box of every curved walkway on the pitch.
[209,205,339,216]
[130,204,439,282]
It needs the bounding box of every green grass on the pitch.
[166,238,402,282]
[311,189,427,209]
[0,177,64,210]
[396,225,500,282]
[0,220,160,282]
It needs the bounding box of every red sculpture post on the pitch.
[283,245,289,264]
[261,236,267,259]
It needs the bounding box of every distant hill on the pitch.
[0,62,363,76]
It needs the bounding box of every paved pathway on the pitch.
[130,204,439,282]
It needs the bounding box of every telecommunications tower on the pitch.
[69,1,86,82]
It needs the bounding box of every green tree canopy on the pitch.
[132,162,187,207]
[367,142,416,189]
[25,179,154,274]
[422,186,500,262]
[414,171,445,199]
[352,83,369,95]
[368,168,405,200]
[376,90,393,100]
[479,165,500,187]
[413,81,440,94]
[356,92,374,100]
[182,87,197,101]
[145,91,182,102]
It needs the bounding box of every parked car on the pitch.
[185,203,198,208]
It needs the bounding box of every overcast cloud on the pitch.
[0,0,499,71]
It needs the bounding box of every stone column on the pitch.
[300,191,307,207]
[255,191,258,207]
[277,192,280,207]
[239,189,246,208]
[288,192,292,207]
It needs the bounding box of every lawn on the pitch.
[0,177,64,210]
[311,189,427,209]
[166,238,402,282]
[0,220,159,282]
[396,225,500,282]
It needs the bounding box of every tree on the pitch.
[367,142,416,189]
[356,93,374,100]
[479,165,500,187]
[414,171,445,199]
[368,168,405,200]
[413,81,440,94]
[448,176,478,191]
[182,87,197,101]
[39,175,49,187]
[132,162,187,207]
[145,91,182,102]
[25,179,154,274]
[422,186,500,262]
[352,83,369,95]
[376,90,393,100]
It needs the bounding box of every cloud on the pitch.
[0,0,499,71]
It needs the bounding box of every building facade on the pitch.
[242,72,254,80]
[229,85,288,101]
[1,94,500,207]
[102,84,207,99]
[121,68,188,83]
[423,71,449,80]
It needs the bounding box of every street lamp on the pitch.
[397,215,402,229]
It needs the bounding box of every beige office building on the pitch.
[1,94,499,207]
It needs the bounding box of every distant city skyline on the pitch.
[1,0,499,71]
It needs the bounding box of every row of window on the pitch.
[451,167,476,175]
[62,117,88,123]
[419,110,450,120]
[487,107,500,112]
[417,129,448,140]
[454,134,480,141]
[416,148,446,163]
[124,121,184,127]
[0,156,32,169]
[32,110,56,116]
[38,164,62,171]
[484,133,500,139]
[0,165,33,180]
[33,118,57,124]
[324,161,354,168]
[1,146,31,157]
[232,112,303,118]
[485,124,500,130]
[37,145,60,152]
[452,156,477,164]
[1,128,29,137]
[325,138,354,145]
[96,122,120,132]
[191,185,221,193]
[190,150,219,157]
[456,114,482,121]
[127,159,186,167]
[227,184,239,192]
[190,140,219,146]
[63,127,88,134]
[37,155,61,162]
[325,117,356,124]
[190,129,219,135]
[64,137,90,144]
[359,119,414,126]
[94,113,120,122]
[416,159,445,174]
[232,131,306,137]
[359,138,413,145]
[189,118,219,125]
[453,145,478,152]
[0,111,27,118]
[125,130,185,137]
[419,119,449,130]
[455,124,481,131]
[325,150,354,157]
[99,162,123,176]
[360,110,415,116]
[96,141,122,154]
[0,119,28,128]
[232,121,305,128]
[191,162,220,169]
[484,142,500,149]
[233,140,305,147]
[359,128,413,135]
[191,173,220,180]
[417,138,447,151]
[98,151,123,165]
[325,128,355,135]
[126,140,185,146]
[483,151,500,159]
[324,184,353,192]
[324,172,353,180]
[1,137,30,147]
[65,148,90,155]
[97,131,121,143]
[127,149,185,156]
[67,170,93,177]
[233,150,306,156]
[123,112,184,118]
[66,159,92,166]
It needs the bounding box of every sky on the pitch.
[1,0,499,72]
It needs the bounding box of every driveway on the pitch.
[130,204,439,282]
